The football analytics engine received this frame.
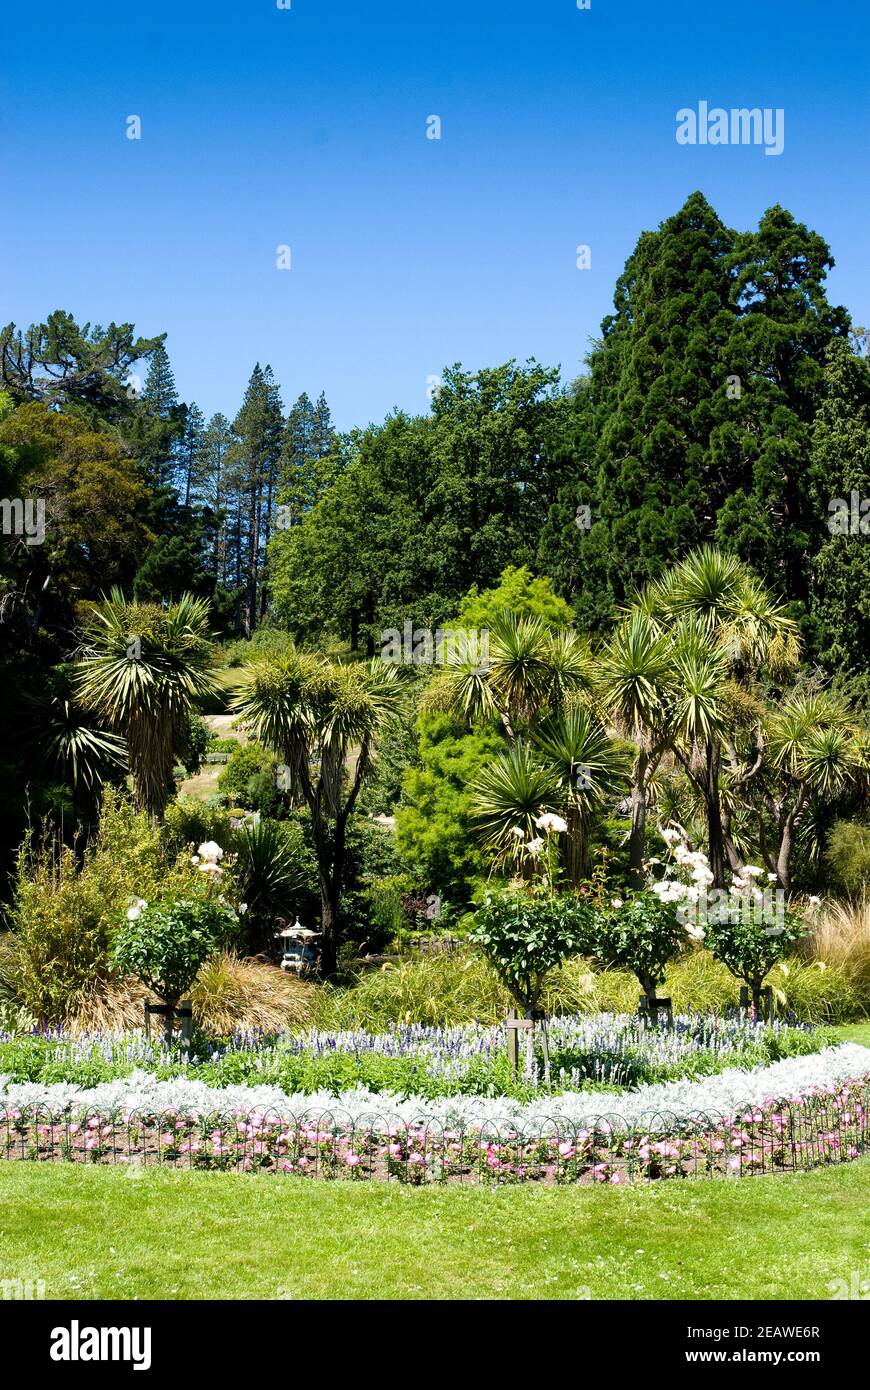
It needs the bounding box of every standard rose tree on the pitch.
[112,896,239,1043]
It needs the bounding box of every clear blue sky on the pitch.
[4,0,868,430]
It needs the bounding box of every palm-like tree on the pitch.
[441,610,594,739]
[75,590,217,820]
[38,697,127,795]
[469,742,560,869]
[644,548,800,885]
[232,650,401,974]
[533,709,630,884]
[759,691,862,891]
[469,711,628,886]
[598,609,674,889]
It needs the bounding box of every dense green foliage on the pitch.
[469,891,597,1013]
[1,191,869,1009]
[112,898,238,1007]
[593,894,686,999]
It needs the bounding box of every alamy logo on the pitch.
[1,1277,45,1300]
[0,497,45,546]
[50,1321,152,1370]
[380,622,490,671]
[676,101,784,156]
[828,491,870,536]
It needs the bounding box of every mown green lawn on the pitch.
[1,1158,869,1300]
[834,1021,870,1047]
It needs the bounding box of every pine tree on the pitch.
[199,412,236,582]
[277,391,316,527]
[138,344,180,492]
[232,364,283,634]
[174,402,206,507]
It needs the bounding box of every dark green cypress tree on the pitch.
[807,338,870,700]
[539,194,849,632]
[714,205,850,617]
[540,192,737,626]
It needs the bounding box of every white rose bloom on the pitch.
[238,903,248,915]
[525,837,545,856]
[535,813,568,835]
[509,826,526,840]
[197,841,224,863]
[743,865,763,879]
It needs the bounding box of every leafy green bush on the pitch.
[178,715,211,775]
[233,820,308,947]
[704,910,805,1010]
[112,898,239,1007]
[825,821,870,897]
[221,629,298,668]
[592,893,685,1000]
[217,741,280,812]
[395,711,505,902]
[206,736,240,754]
[4,791,209,1025]
[160,797,234,859]
[469,891,595,1014]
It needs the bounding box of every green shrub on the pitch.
[592,893,685,999]
[218,742,280,811]
[3,790,218,1025]
[825,821,870,897]
[704,909,805,1010]
[206,736,240,754]
[234,820,309,948]
[468,891,595,1014]
[161,797,234,859]
[3,844,115,1025]
[221,630,297,668]
[395,711,504,903]
[112,898,239,1007]
[178,716,211,775]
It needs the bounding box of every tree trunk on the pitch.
[703,743,728,888]
[563,805,587,886]
[319,886,339,978]
[628,751,648,892]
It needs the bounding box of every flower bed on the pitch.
[0,1011,833,1100]
[2,1046,868,1186]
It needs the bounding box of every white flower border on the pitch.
[3,1043,869,1134]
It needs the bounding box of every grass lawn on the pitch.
[2,1158,869,1300]
[833,1021,870,1047]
